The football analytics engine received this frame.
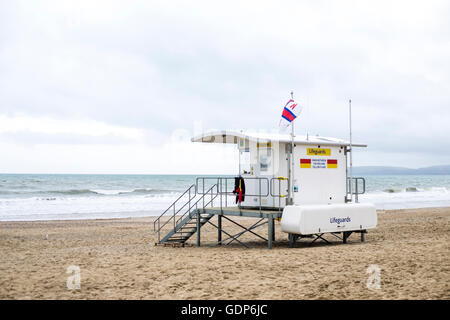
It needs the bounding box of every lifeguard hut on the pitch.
[154,130,377,249]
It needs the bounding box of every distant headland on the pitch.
[353,165,450,175]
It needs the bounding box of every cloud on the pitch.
[0,0,449,172]
[0,114,143,138]
[0,114,146,144]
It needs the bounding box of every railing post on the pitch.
[259,178,262,216]
[279,178,281,213]
[225,178,228,208]
[355,178,359,203]
[196,210,201,247]
[346,177,350,202]
[219,178,222,210]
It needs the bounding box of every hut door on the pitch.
[239,148,252,175]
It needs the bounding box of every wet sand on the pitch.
[0,207,449,299]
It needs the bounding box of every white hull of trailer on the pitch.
[280,203,377,235]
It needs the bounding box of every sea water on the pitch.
[359,175,450,210]
[0,174,449,221]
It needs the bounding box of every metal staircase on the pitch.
[153,184,218,245]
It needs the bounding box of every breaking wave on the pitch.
[0,188,178,197]
[53,189,99,195]
[382,187,447,194]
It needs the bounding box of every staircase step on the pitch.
[185,220,209,225]
[158,210,214,244]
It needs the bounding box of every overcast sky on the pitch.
[1,0,449,174]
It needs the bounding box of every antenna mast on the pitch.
[349,99,353,202]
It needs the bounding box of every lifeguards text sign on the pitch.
[300,159,338,169]
[307,148,331,156]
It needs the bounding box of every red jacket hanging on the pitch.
[233,176,246,204]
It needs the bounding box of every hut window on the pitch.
[259,148,272,173]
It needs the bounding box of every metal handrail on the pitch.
[347,177,366,203]
[196,176,287,217]
[269,177,289,197]
[347,177,366,195]
[195,176,270,197]
[155,184,218,243]
[175,184,218,225]
[270,177,289,214]
[153,184,196,232]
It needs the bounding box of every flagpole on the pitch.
[290,91,295,205]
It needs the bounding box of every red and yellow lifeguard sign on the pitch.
[300,158,338,169]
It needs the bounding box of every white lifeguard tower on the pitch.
[154,130,377,249]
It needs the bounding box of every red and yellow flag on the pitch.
[327,159,338,168]
[300,159,311,168]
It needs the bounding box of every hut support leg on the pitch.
[218,215,222,245]
[288,233,299,248]
[268,217,274,249]
[272,220,276,241]
[343,231,352,244]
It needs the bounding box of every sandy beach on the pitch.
[0,207,449,300]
